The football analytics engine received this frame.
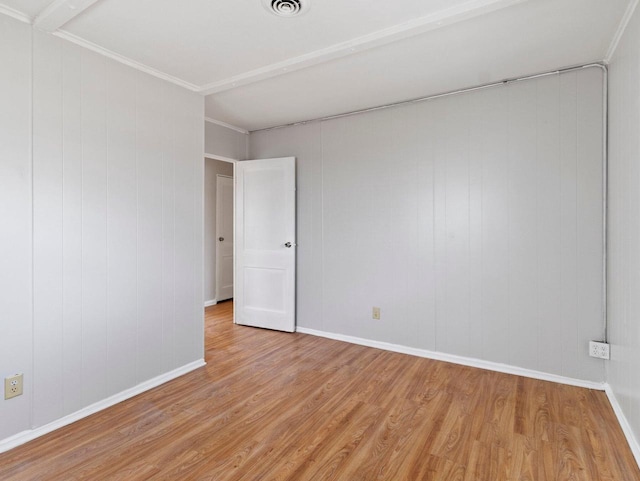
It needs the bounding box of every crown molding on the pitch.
[53,30,200,91]
[198,0,529,95]
[205,117,249,135]
[605,0,639,63]
[0,3,33,24]
[34,0,103,32]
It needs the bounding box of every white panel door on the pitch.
[216,174,234,301]
[235,157,296,332]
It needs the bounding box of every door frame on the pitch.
[215,174,233,302]
[205,153,237,323]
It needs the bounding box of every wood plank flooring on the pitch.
[1,300,638,480]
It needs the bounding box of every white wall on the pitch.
[250,67,605,383]
[608,2,640,452]
[205,121,248,160]
[0,17,204,443]
[204,159,234,304]
[0,15,33,441]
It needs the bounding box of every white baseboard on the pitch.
[0,359,206,454]
[296,326,605,391]
[604,384,640,469]
[204,299,217,307]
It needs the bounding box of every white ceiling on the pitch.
[207,0,630,130]
[1,0,52,18]
[63,0,478,86]
[0,0,632,131]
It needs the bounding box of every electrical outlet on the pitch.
[4,374,23,400]
[589,341,610,360]
[372,307,381,320]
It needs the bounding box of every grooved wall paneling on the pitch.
[250,67,605,382]
[608,2,640,454]
[0,15,33,441]
[31,30,204,430]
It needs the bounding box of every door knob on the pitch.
[219,237,224,242]
[285,242,293,248]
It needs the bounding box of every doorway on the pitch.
[203,155,297,332]
[204,156,235,309]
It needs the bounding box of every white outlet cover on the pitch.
[589,341,610,360]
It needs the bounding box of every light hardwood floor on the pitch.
[1,301,638,480]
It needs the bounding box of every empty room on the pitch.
[1,0,640,479]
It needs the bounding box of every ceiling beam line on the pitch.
[34,0,103,33]
[605,0,639,63]
[198,0,530,96]
[0,3,33,24]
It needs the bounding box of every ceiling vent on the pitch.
[264,0,308,17]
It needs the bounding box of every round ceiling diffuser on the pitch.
[264,0,308,17]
